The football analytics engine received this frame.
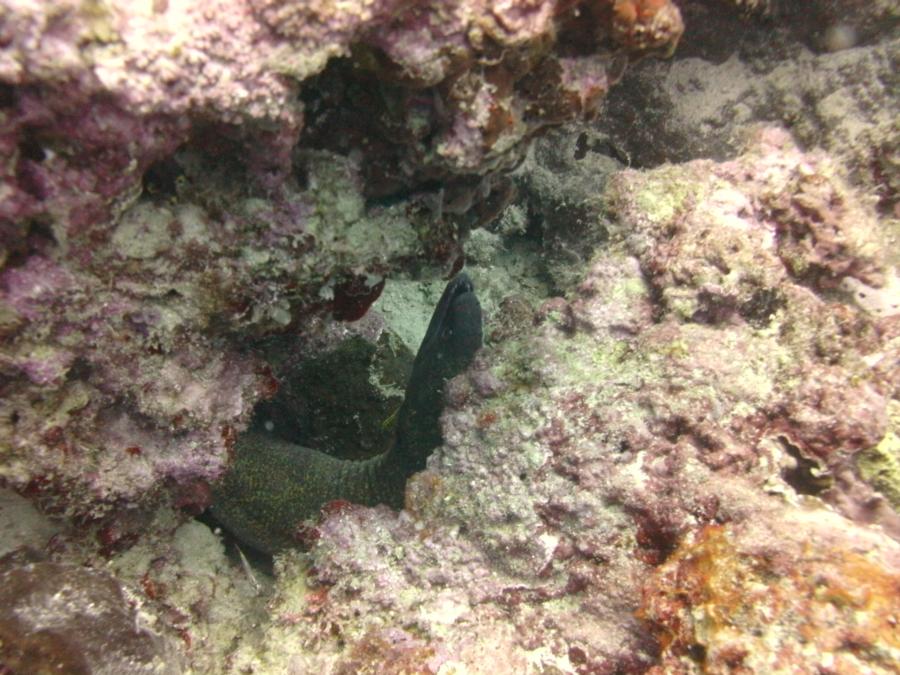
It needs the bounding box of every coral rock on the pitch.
[641,508,900,675]
[0,558,184,674]
[232,129,900,672]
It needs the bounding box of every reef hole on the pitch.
[779,437,832,496]
[249,331,414,461]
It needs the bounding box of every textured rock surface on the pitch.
[0,0,682,525]
[222,132,900,672]
[642,509,900,674]
[0,557,184,674]
[1,0,898,673]
[600,0,900,218]
[0,487,61,557]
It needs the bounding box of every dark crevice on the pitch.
[142,154,185,199]
[780,438,831,496]
[0,81,16,109]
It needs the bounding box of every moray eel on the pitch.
[210,274,483,554]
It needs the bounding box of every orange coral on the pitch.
[610,0,684,56]
[641,514,900,674]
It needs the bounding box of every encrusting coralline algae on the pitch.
[1,0,899,672]
[0,0,683,523]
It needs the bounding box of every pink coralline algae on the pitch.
[2,0,897,671]
[243,130,900,672]
[0,0,682,524]
[284,0,684,200]
[0,0,684,238]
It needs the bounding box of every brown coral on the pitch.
[641,510,900,674]
[611,0,684,55]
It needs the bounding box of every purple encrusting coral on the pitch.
[0,0,683,526]
[238,130,900,673]
[1,0,899,672]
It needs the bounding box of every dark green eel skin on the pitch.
[210,274,483,554]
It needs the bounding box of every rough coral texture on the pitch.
[0,0,684,238]
[216,132,900,672]
[0,0,682,527]
[0,555,184,674]
[641,509,900,674]
[1,0,899,672]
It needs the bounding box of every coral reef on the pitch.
[0,0,683,526]
[600,0,900,214]
[641,508,900,674]
[221,131,900,672]
[1,0,898,672]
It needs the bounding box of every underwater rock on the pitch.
[0,0,683,525]
[514,124,621,290]
[642,508,900,674]
[0,558,184,674]
[298,0,682,203]
[0,488,62,558]
[0,0,683,241]
[606,127,898,532]
[599,1,900,213]
[226,129,900,672]
[857,402,900,512]
[0,1,897,672]
[0,148,430,521]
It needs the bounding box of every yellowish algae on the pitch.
[858,401,900,510]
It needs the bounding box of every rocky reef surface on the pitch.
[1,0,899,673]
[0,0,683,524]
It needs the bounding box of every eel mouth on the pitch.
[418,272,477,353]
[451,272,475,297]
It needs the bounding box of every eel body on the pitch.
[210,274,482,554]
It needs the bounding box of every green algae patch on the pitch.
[79,0,120,45]
[858,430,900,510]
[631,164,711,227]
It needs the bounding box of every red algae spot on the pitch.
[447,253,466,279]
[339,629,438,674]
[303,587,330,616]
[255,366,280,400]
[124,445,142,456]
[141,572,163,600]
[42,425,64,445]
[628,506,680,566]
[176,628,192,650]
[172,480,212,515]
[476,410,498,429]
[320,499,354,517]
[97,523,140,556]
[293,522,321,549]
[332,275,385,322]
[220,423,238,449]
